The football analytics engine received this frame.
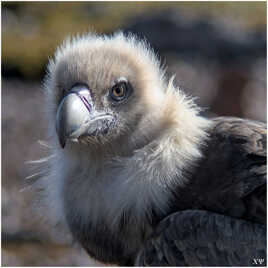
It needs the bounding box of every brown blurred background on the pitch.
[2,2,266,266]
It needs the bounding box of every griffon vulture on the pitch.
[39,32,266,266]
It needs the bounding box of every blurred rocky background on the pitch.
[2,2,266,266]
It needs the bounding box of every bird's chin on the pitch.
[70,122,123,150]
[58,113,116,148]
[66,127,112,147]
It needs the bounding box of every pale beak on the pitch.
[56,85,113,148]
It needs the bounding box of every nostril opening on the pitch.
[80,95,92,112]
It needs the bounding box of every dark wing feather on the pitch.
[170,117,266,224]
[212,117,266,194]
[210,117,266,223]
[211,117,266,223]
[136,210,266,266]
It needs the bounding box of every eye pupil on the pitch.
[115,87,122,95]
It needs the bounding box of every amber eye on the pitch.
[110,82,127,101]
[113,86,125,97]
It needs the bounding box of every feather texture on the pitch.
[136,210,266,266]
[37,32,266,266]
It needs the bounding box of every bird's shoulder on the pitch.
[210,116,266,157]
[171,116,266,223]
[207,116,266,195]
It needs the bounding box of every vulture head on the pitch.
[48,33,166,153]
[45,32,207,158]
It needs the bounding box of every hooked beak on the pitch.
[56,85,114,148]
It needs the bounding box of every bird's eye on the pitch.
[110,82,128,102]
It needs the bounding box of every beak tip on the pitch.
[59,136,66,148]
[61,142,66,149]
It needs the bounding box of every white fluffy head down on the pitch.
[45,32,166,124]
[39,32,210,251]
[45,31,209,158]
